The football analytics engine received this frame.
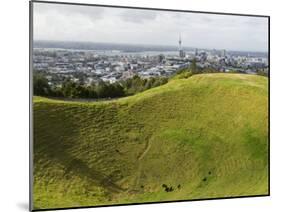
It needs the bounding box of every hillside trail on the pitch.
[132,139,152,190]
[137,139,151,161]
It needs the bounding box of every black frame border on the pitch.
[29,0,270,211]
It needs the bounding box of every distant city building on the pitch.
[33,41,268,86]
[158,54,165,63]
[222,49,226,58]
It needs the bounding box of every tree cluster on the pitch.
[33,73,168,99]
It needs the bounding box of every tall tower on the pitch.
[178,34,185,58]
[179,34,182,51]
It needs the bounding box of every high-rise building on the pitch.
[195,48,198,56]
[222,49,226,57]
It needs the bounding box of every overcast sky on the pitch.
[33,2,268,52]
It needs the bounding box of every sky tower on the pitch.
[178,33,185,58]
[179,34,182,50]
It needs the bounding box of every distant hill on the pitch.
[33,73,268,209]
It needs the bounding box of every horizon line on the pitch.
[33,39,268,53]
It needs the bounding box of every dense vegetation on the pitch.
[33,73,268,209]
[33,74,168,99]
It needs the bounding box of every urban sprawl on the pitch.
[33,38,268,87]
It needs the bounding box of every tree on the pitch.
[95,81,111,98]
[111,83,125,97]
[131,75,144,93]
[33,73,52,96]
[190,58,198,74]
[61,80,81,98]
[144,78,154,90]
[87,85,98,98]
[152,77,168,87]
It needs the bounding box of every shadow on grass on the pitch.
[34,103,125,194]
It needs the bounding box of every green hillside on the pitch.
[33,73,269,210]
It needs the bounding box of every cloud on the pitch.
[34,3,105,23]
[33,2,268,52]
[119,9,158,23]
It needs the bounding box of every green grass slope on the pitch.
[33,73,268,209]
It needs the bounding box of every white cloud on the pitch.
[33,2,268,52]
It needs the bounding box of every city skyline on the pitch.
[33,3,269,52]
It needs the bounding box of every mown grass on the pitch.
[33,73,268,209]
